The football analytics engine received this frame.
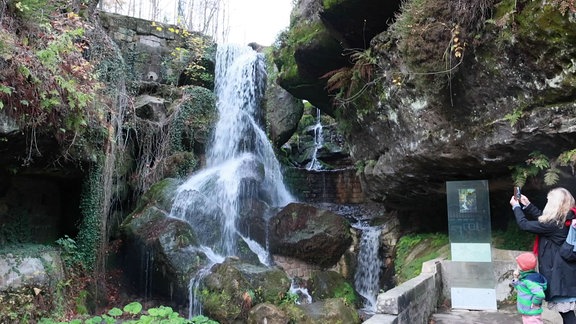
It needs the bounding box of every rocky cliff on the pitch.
[273,0,576,229]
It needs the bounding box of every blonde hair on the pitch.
[538,187,576,226]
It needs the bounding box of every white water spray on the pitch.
[306,108,324,171]
[354,225,383,313]
[169,44,293,257]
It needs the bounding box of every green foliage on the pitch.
[10,0,56,22]
[395,233,449,283]
[0,8,105,163]
[39,301,217,323]
[280,291,299,305]
[504,108,523,126]
[322,49,379,115]
[55,235,83,268]
[493,220,535,251]
[558,149,576,173]
[509,151,569,187]
[0,287,51,322]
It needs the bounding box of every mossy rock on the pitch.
[309,270,359,307]
[200,258,291,323]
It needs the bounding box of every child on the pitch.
[511,252,548,324]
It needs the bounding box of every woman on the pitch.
[510,187,576,324]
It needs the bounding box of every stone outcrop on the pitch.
[273,0,402,115]
[272,0,576,228]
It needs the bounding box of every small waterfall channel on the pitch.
[353,223,383,314]
[306,108,324,171]
[168,44,294,316]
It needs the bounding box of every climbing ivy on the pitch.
[75,159,104,271]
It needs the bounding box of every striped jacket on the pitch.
[511,270,547,316]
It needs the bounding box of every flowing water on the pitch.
[169,44,293,256]
[354,225,383,313]
[306,108,324,171]
[168,44,294,316]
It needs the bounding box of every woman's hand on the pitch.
[520,194,531,206]
[510,196,520,207]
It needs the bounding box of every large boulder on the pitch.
[0,247,65,322]
[269,203,352,268]
[200,257,291,323]
[120,178,211,304]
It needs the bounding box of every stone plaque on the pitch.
[446,180,496,310]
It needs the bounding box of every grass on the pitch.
[395,223,535,283]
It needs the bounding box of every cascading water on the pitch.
[354,224,383,313]
[168,44,294,316]
[169,44,293,256]
[306,108,324,171]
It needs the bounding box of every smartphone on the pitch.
[514,187,521,200]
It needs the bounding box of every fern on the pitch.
[557,149,576,175]
[544,168,560,186]
[526,151,550,170]
[322,67,353,94]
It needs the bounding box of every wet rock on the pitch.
[268,202,352,268]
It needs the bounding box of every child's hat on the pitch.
[516,252,537,271]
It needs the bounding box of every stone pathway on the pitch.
[429,304,562,324]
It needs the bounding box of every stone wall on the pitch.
[283,167,365,204]
[364,259,443,324]
[98,11,208,86]
[363,249,563,323]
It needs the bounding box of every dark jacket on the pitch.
[513,204,576,300]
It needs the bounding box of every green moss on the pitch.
[273,19,327,84]
[492,0,517,21]
[333,282,358,306]
[200,289,241,320]
[516,2,576,45]
[279,303,307,323]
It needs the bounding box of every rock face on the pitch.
[273,0,576,228]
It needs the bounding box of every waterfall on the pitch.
[354,225,383,313]
[169,44,293,257]
[168,44,294,317]
[306,108,324,171]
